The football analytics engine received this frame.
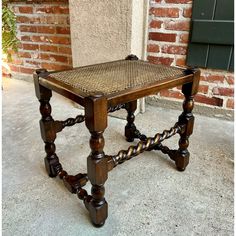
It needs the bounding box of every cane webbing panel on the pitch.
[50,60,184,95]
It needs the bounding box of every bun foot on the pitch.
[92,221,105,228]
[177,166,186,172]
[126,137,134,142]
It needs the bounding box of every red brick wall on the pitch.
[148,0,234,110]
[8,1,72,75]
[6,0,234,110]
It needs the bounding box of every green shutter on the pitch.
[186,0,234,71]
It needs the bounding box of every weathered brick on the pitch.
[147,44,160,53]
[149,20,163,29]
[56,26,70,34]
[40,53,52,60]
[212,87,234,97]
[48,36,71,44]
[58,46,72,54]
[21,35,31,41]
[12,57,23,65]
[201,75,225,83]
[183,8,192,18]
[24,60,41,68]
[37,26,56,34]
[18,6,33,14]
[40,45,58,53]
[35,6,55,14]
[31,35,49,43]
[165,0,192,3]
[162,45,187,55]
[18,44,23,50]
[6,2,73,79]
[19,67,35,74]
[226,75,234,85]
[9,65,20,73]
[36,6,69,14]
[147,56,174,66]
[41,62,72,71]
[160,89,184,99]
[31,35,70,44]
[198,85,208,94]
[41,16,70,25]
[195,94,223,107]
[176,57,186,66]
[226,98,234,109]
[18,51,31,58]
[149,32,176,42]
[17,16,40,24]
[31,52,40,59]
[10,6,19,14]
[150,7,179,18]
[20,25,37,33]
[11,1,234,111]
[22,44,39,50]
[54,6,70,14]
[21,0,68,2]
[40,53,69,63]
[17,16,30,23]
[165,20,190,31]
[179,33,189,43]
[68,57,73,65]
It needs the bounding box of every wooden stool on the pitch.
[34,55,200,227]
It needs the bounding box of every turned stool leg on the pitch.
[125,101,137,142]
[34,69,62,177]
[124,54,138,142]
[174,69,200,171]
[124,101,147,142]
[85,95,108,227]
[175,86,194,171]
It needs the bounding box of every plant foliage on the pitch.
[2,1,19,61]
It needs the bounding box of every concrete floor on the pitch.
[2,78,234,236]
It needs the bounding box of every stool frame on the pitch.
[34,55,200,227]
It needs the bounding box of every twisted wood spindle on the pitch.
[108,124,182,169]
[54,115,85,133]
[107,104,126,113]
[62,115,85,127]
[154,143,177,160]
[57,169,90,204]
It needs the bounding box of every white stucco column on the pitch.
[69,0,149,113]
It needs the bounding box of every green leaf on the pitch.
[2,4,19,61]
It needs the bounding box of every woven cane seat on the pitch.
[49,60,185,96]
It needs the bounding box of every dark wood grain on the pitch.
[34,70,62,177]
[107,123,182,170]
[34,56,200,228]
[124,101,147,142]
[173,68,200,171]
[36,58,195,108]
[84,94,108,227]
